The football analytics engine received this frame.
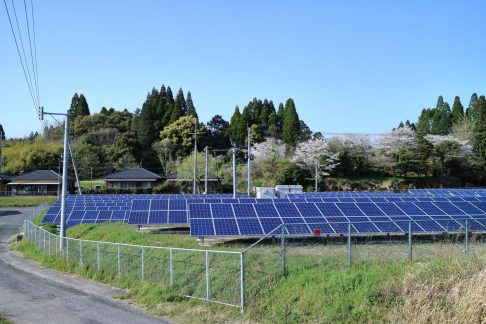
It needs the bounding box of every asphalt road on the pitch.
[0,208,170,324]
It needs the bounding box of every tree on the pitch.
[171,88,186,123]
[229,106,241,144]
[0,124,5,140]
[77,94,90,116]
[69,93,80,116]
[466,93,478,120]
[431,96,451,135]
[159,115,205,159]
[473,96,486,161]
[292,138,340,190]
[297,120,312,143]
[451,96,464,126]
[253,137,286,162]
[416,108,432,136]
[282,99,300,146]
[186,91,197,118]
[206,115,230,150]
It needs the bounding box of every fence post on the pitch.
[205,250,210,300]
[408,221,413,260]
[347,222,352,268]
[96,242,100,271]
[240,252,245,312]
[281,224,286,275]
[66,238,69,260]
[141,246,145,282]
[464,220,469,254]
[117,243,121,276]
[80,240,83,265]
[169,248,174,287]
[48,232,51,256]
[43,229,46,254]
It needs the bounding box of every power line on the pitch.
[24,0,40,108]
[30,0,40,109]
[3,0,38,111]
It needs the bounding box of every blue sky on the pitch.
[1,0,485,138]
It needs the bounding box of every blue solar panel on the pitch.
[414,202,446,215]
[190,219,214,236]
[168,210,187,223]
[211,204,234,218]
[233,204,257,218]
[357,203,385,216]
[151,199,169,210]
[315,203,344,216]
[148,211,167,224]
[237,218,264,235]
[259,217,282,233]
[395,202,426,215]
[214,218,239,235]
[275,203,300,217]
[295,203,322,217]
[189,204,211,218]
[253,204,279,218]
[336,203,365,216]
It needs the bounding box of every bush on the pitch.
[153,182,181,194]
[274,161,308,185]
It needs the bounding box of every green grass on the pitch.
[0,196,57,207]
[17,219,486,323]
[79,179,104,190]
[0,315,11,324]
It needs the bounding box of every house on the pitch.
[165,172,222,193]
[0,173,11,193]
[104,168,164,190]
[7,170,74,195]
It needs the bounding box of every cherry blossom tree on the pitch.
[252,137,286,162]
[291,138,339,191]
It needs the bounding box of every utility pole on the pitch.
[204,146,208,194]
[68,143,82,195]
[38,106,69,251]
[232,143,237,199]
[0,127,4,173]
[190,119,205,194]
[247,126,251,196]
[90,167,93,190]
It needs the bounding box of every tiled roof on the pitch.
[10,170,64,181]
[0,173,11,180]
[104,168,163,180]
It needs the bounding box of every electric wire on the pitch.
[2,0,38,111]
[24,0,40,108]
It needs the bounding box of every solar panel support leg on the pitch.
[281,224,286,275]
[169,248,174,287]
[347,222,352,268]
[141,246,144,282]
[464,220,469,254]
[408,221,412,260]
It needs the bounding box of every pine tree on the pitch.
[77,94,90,116]
[186,91,197,118]
[229,106,241,144]
[282,98,300,146]
[466,93,479,120]
[0,124,5,140]
[276,103,285,138]
[69,93,79,116]
[474,96,486,161]
[431,96,452,135]
[170,88,186,124]
[451,96,464,126]
[398,121,405,128]
[416,108,432,136]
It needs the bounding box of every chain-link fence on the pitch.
[22,204,486,311]
[23,214,244,309]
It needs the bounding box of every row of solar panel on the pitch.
[188,202,486,236]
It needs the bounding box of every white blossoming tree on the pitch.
[291,138,340,191]
[252,137,286,162]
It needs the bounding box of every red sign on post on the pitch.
[314,228,321,236]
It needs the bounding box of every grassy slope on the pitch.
[15,221,486,323]
[0,196,57,208]
[0,315,11,324]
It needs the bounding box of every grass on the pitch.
[0,315,11,324]
[17,219,486,323]
[0,196,57,207]
[79,179,104,190]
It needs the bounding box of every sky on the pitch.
[1,0,485,139]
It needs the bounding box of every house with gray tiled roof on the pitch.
[104,168,164,190]
[7,170,74,195]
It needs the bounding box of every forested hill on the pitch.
[0,85,312,177]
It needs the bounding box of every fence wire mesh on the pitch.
[22,203,486,311]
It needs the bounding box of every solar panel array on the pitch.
[41,190,486,237]
[41,194,250,227]
[189,200,486,237]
